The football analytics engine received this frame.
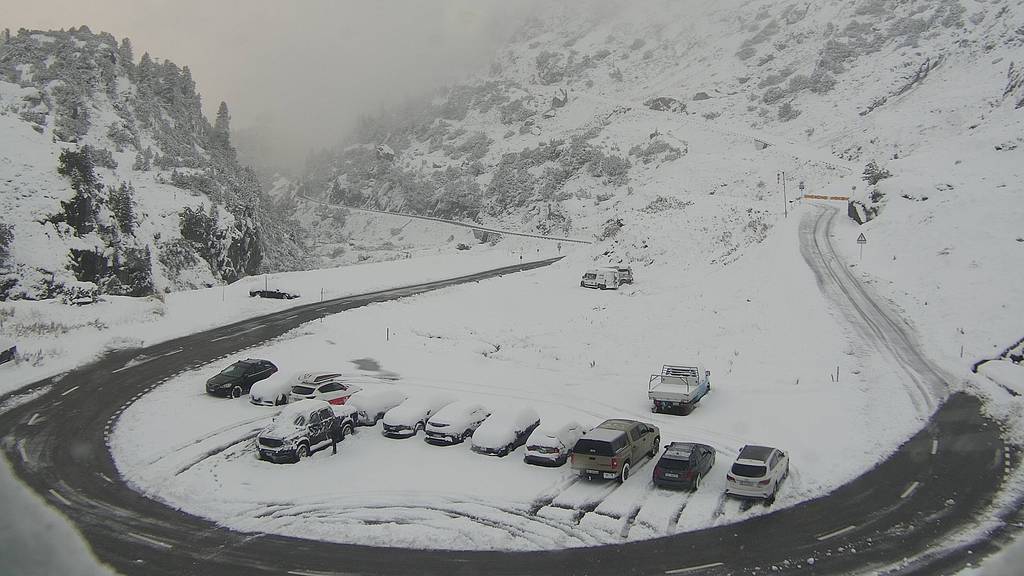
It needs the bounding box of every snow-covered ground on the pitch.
[109,199,930,550]
[0,240,554,398]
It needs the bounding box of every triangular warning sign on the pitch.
[856,233,867,244]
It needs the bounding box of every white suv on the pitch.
[725,445,789,503]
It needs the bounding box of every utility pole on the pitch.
[778,171,788,218]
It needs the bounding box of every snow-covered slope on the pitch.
[0,26,306,300]
[297,0,1024,390]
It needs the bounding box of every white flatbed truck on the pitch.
[648,365,711,414]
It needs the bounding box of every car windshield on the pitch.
[220,364,247,376]
[731,463,767,478]
[528,445,559,454]
[660,458,692,470]
[292,385,315,395]
[573,439,616,457]
[583,273,596,279]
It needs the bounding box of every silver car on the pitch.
[725,445,789,503]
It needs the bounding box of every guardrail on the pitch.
[297,195,593,245]
[803,194,851,201]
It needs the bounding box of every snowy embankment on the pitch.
[0,241,551,398]
[110,200,927,551]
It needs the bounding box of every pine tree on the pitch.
[118,37,133,65]
[210,101,235,159]
[137,52,155,90]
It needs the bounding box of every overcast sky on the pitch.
[4,0,536,170]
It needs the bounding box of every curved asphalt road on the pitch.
[0,210,1018,575]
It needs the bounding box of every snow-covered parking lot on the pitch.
[111,204,930,551]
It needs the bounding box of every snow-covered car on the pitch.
[347,388,408,426]
[725,445,789,502]
[252,371,344,407]
[471,406,541,456]
[255,399,355,463]
[381,394,454,438]
[523,420,587,466]
[424,401,490,445]
[288,378,363,405]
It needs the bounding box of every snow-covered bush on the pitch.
[499,97,535,125]
[778,101,802,121]
[629,139,684,165]
[862,160,892,185]
[535,50,566,85]
[0,221,12,266]
[445,131,492,161]
[587,152,630,186]
[642,196,693,213]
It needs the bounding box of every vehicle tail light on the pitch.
[727,474,735,482]
[654,466,662,476]
[685,470,694,479]
[758,479,771,486]
[611,458,618,469]
[570,453,575,464]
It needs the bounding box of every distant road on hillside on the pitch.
[297,194,594,245]
[0,209,1018,575]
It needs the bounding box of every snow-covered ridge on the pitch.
[0,26,304,301]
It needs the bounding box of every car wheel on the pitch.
[296,444,309,460]
[414,422,424,434]
[580,281,585,287]
[461,430,472,442]
[230,385,242,399]
[649,437,660,458]
[599,283,607,290]
[342,423,354,439]
[692,473,701,492]
[619,462,630,483]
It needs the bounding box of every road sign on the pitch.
[857,233,867,245]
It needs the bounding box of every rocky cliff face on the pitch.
[0,26,305,300]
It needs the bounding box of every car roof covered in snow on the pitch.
[347,388,406,411]
[279,398,331,418]
[430,401,485,424]
[580,427,625,443]
[737,445,776,463]
[663,442,707,460]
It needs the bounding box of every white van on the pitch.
[580,266,632,289]
[580,268,617,289]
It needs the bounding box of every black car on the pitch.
[206,358,278,398]
[653,441,716,491]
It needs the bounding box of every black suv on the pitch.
[653,441,716,491]
[206,358,278,398]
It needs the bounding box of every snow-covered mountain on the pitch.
[289,0,1023,368]
[0,26,307,300]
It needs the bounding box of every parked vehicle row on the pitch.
[219,359,788,503]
